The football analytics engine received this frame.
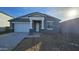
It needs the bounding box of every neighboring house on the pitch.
[60,18,79,34]
[0,11,13,32]
[9,12,60,33]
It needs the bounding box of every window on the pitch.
[47,21,53,30]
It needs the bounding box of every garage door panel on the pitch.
[14,22,30,32]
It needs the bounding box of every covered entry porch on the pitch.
[29,17,44,32]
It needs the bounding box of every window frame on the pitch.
[47,21,54,30]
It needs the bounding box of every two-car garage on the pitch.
[14,22,30,32]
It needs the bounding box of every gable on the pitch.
[25,12,45,17]
[10,12,61,22]
[0,12,13,27]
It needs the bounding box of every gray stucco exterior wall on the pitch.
[10,22,14,32]
[9,12,60,33]
[44,16,60,32]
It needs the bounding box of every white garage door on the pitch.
[14,22,30,32]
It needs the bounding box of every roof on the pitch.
[9,17,30,22]
[61,17,79,23]
[9,12,61,22]
[0,11,14,18]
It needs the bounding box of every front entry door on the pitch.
[36,22,40,32]
[33,21,41,32]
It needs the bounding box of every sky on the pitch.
[0,7,79,21]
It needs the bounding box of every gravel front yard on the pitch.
[14,32,79,51]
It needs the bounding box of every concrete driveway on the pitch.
[0,32,28,51]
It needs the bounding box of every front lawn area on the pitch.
[13,32,79,51]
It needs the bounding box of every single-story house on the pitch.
[0,11,13,32]
[60,18,79,34]
[9,12,60,33]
